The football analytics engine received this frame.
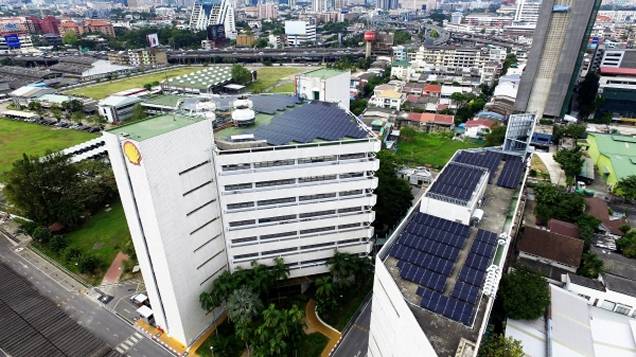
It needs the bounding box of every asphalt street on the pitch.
[332,298,372,357]
[0,232,173,357]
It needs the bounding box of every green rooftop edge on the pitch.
[302,68,347,79]
[108,114,205,142]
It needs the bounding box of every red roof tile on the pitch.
[585,197,628,236]
[548,219,579,239]
[406,113,454,125]
[600,66,636,77]
[465,118,497,128]
[518,226,584,268]
[424,84,442,94]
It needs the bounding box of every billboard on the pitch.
[4,34,20,49]
[147,33,159,48]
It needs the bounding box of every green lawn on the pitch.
[248,67,306,93]
[396,131,483,169]
[35,201,131,285]
[0,118,96,176]
[65,67,200,99]
[270,81,296,93]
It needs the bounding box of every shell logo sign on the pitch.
[123,141,142,165]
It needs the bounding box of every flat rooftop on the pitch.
[301,68,346,79]
[108,114,206,142]
[141,94,184,108]
[214,95,372,149]
[163,66,232,91]
[381,148,527,357]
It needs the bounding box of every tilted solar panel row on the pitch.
[428,163,484,202]
[399,262,447,292]
[474,229,499,246]
[398,233,461,261]
[418,288,476,326]
[452,281,480,306]
[413,213,471,236]
[405,223,469,249]
[453,151,501,182]
[496,155,525,189]
[391,244,454,276]
[458,265,487,288]
[252,94,300,114]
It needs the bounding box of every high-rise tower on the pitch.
[189,0,237,39]
[514,0,601,118]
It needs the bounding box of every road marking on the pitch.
[124,340,134,347]
[115,347,125,354]
[130,335,140,342]
[134,332,143,339]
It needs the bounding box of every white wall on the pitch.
[565,276,636,317]
[325,71,351,110]
[368,257,438,357]
[104,119,227,346]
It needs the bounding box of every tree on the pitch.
[554,147,584,187]
[617,230,636,258]
[577,214,600,249]
[48,235,68,253]
[78,254,100,274]
[576,71,600,119]
[143,83,152,91]
[485,125,506,146]
[252,304,305,357]
[50,104,62,121]
[63,247,82,262]
[373,150,414,234]
[614,175,636,201]
[27,101,43,113]
[231,64,252,85]
[255,38,268,48]
[501,53,518,75]
[533,183,585,224]
[393,30,411,45]
[131,104,147,121]
[578,251,604,278]
[350,98,368,115]
[328,251,371,288]
[63,31,79,46]
[478,334,524,357]
[4,153,84,227]
[61,99,83,114]
[226,287,263,329]
[315,276,337,315]
[500,269,550,320]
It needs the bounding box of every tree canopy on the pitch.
[485,125,506,147]
[231,64,253,85]
[617,230,636,258]
[373,150,414,234]
[533,183,585,224]
[615,175,636,201]
[500,269,550,320]
[554,147,584,187]
[4,154,116,228]
[478,334,524,357]
[393,30,412,45]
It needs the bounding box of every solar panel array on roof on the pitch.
[427,163,485,204]
[251,94,301,114]
[253,102,368,145]
[0,263,122,357]
[389,213,470,293]
[453,151,501,183]
[496,155,525,189]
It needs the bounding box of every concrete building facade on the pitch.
[515,0,601,118]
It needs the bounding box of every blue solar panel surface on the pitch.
[253,102,368,145]
[453,151,502,183]
[390,213,499,326]
[251,94,300,114]
[427,163,485,203]
[496,155,525,189]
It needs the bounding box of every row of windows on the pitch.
[232,237,368,261]
[228,206,370,228]
[221,153,370,173]
[226,189,370,211]
[223,171,371,192]
[230,223,365,246]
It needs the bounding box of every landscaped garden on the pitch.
[247,66,306,93]
[396,127,483,169]
[0,118,96,176]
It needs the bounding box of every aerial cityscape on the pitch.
[0,0,635,356]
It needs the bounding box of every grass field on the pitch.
[248,67,305,93]
[65,67,200,99]
[396,130,483,168]
[35,201,131,285]
[0,119,97,176]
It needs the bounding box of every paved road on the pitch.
[0,233,173,357]
[332,298,372,357]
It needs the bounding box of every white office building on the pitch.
[367,114,534,357]
[295,68,351,110]
[104,95,379,346]
[98,95,143,123]
[189,0,237,39]
[284,20,316,46]
[513,0,542,25]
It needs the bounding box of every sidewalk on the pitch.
[136,319,187,356]
[305,299,341,357]
[102,251,129,285]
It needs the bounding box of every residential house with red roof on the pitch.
[464,118,498,139]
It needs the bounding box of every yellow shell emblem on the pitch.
[123,141,142,165]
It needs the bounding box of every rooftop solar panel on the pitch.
[251,94,300,114]
[453,151,502,182]
[496,155,525,189]
[427,163,486,204]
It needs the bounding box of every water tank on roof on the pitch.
[231,97,255,127]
